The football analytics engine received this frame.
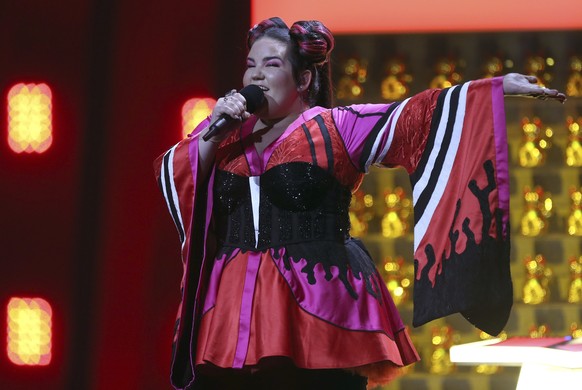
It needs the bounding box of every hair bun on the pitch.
[289,21,334,66]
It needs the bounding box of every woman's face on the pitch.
[243,37,303,120]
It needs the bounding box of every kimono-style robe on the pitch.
[154,77,512,389]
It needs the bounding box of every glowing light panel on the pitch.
[7,83,53,153]
[252,0,582,33]
[182,97,216,139]
[7,297,52,366]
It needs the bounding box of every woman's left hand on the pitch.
[503,73,566,103]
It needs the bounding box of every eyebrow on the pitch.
[246,56,283,63]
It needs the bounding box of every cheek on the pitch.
[272,74,296,97]
[242,69,254,86]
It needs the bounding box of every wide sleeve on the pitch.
[334,77,512,335]
[153,117,211,271]
[153,117,217,388]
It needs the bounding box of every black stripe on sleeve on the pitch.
[336,106,391,118]
[302,124,318,165]
[410,88,450,186]
[358,103,401,170]
[163,151,185,243]
[314,115,334,174]
[413,85,462,224]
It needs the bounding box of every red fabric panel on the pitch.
[382,89,438,173]
[195,253,419,384]
[415,81,496,282]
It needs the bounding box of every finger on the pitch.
[222,105,244,121]
[544,87,561,96]
[546,91,567,103]
[221,89,239,103]
[226,99,246,115]
[218,97,232,107]
[230,93,248,109]
[214,103,238,118]
[532,86,550,100]
[219,95,246,112]
[543,93,566,103]
[530,87,567,103]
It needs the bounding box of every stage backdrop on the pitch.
[0,1,250,389]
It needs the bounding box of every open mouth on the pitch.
[256,85,269,92]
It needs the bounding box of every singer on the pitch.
[154,17,565,390]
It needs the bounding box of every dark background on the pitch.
[0,1,250,389]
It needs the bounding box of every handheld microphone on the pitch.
[202,85,265,141]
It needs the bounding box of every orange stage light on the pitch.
[252,0,582,33]
[6,297,52,366]
[7,83,53,154]
[182,97,216,139]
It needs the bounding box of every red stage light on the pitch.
[7,83,53,154]
[6,297,52,366]
[181,97,216,139]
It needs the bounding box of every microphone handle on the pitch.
[202,115,231,141]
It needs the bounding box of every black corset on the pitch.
[213,162,352,250]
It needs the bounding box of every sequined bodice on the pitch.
[213,162,352,250]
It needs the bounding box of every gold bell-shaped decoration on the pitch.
[474,330,507,375]
[482,55,513,78]
[568,256,582,303]
[529,324,551,338]
[571,323,582,339]
[522,254,552,304]
[348,190,375,237]
[336,57,368,100]
[429,58,464,89]
[566,56,582,97]
[565,116,582,167]
[567,187,582,236]
[518,117,553,168]
[382,256,413,306]
[483,56,504,78]
[429,325,458,375]
[381,187,412,238]
[524,55,555,88]
[520,186,552,236]
[381,58,412,100]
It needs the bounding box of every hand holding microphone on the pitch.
[203,85,266,142]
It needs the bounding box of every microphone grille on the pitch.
[239,85,265,113]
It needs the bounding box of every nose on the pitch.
[250,66,265,81]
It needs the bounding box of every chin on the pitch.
[254,102,269,116]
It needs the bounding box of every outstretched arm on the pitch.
[503,73,566,103]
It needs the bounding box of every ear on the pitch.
[297,70,312,92]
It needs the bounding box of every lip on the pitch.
[255,85,269,92]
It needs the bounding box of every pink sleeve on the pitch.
[332,103,399,172]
